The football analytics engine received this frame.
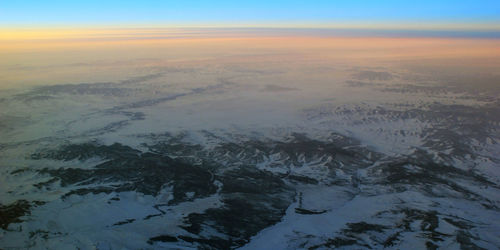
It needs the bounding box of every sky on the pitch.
[1,0,500,29]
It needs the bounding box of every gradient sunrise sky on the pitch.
[2,0,500,90]
[1,0,499,29]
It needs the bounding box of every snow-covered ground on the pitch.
[1,44,500,249]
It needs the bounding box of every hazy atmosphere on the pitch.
[1,1,500,249]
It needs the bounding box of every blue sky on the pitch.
[1,0,499,28]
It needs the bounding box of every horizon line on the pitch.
[2,26,500,41]
[2,21,500,31]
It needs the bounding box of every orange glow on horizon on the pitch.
[2,28,500,89]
